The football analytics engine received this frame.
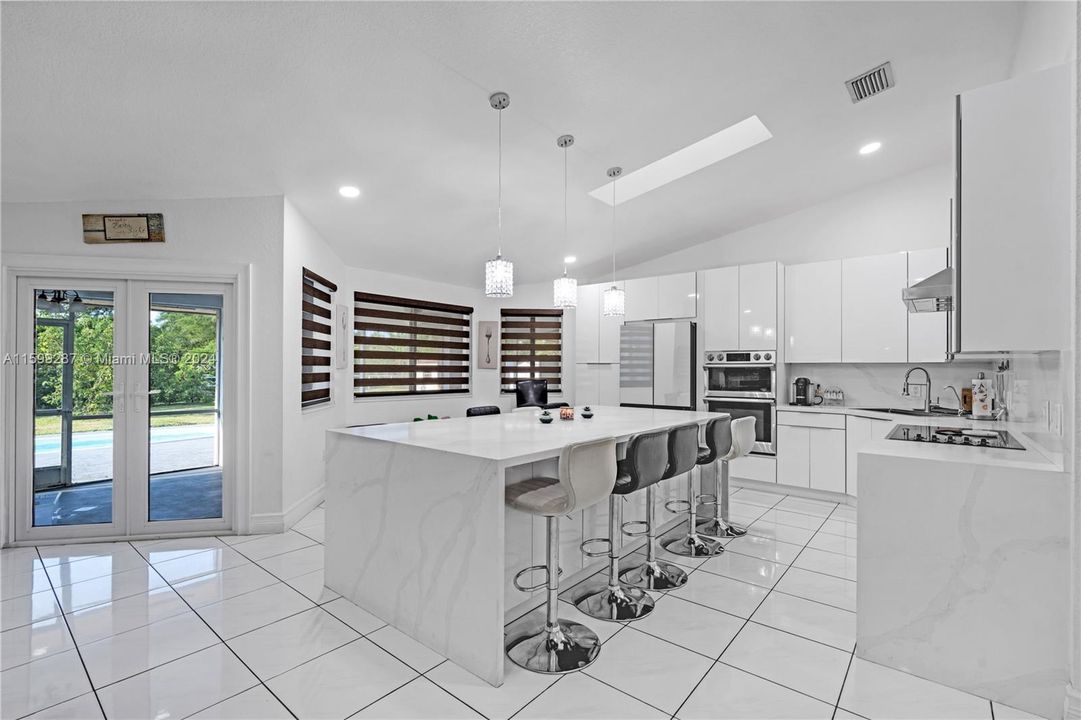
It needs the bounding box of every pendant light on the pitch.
[552,134,578,308]
[602,167,626,317]
[484,91,514,298]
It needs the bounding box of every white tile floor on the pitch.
[0,488,1047,720]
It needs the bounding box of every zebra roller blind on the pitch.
[301,268,337,408]
[353,291,474,397]
[500,308,563,393]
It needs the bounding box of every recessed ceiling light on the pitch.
[564,256,577,264]
[338,185,361,198]
[589,115,772,206]
[859,141,882,156]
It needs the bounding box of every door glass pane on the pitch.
[147,293,223,522]
[33,289,115,527]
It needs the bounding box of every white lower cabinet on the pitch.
[574,363,619,407]
[777,425,811,488]
[844,415,895,496]
[777,414,846,494]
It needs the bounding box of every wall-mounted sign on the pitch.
[83,213,165,243]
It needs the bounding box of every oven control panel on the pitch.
[704,351,773,364]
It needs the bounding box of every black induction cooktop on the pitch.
[886,424,1026,450]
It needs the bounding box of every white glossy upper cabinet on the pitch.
[598,281,623,363]
[657,272,697,319]
[623,277,659,322]
[959,64,1070,352]
[739,262,777,350]
[785,260,842,363]
[697,266,739,350]
[574,283,601,363]
[907,248,948,362]
[841,254,908,363]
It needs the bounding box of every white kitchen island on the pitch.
[857,427,1070,719]
[324,405,717,686]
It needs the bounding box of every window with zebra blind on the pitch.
[301,268,337,408]
[500,308,563,394]
[353,292,473,398]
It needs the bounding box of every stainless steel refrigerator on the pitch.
[619,321,696,410]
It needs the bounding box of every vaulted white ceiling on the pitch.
[2,2,1023,286]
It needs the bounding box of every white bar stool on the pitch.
[698,416,756,538]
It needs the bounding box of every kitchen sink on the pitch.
[856,406,967,418]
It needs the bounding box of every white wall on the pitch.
[0,196,286,533]
[1010,0,1076,77]
[615,164,951,279]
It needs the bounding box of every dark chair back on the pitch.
[617,429,669,494]
[664,423,701,479]
[466,405,501,418]
[515,379,549,408]
[698,416,733,465]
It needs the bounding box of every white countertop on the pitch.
[330,405,718,464]
[778,404,1064,472]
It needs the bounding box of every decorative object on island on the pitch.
[82,213,164,243]
[581,406,594,419]
[485,91,513,298]
[538,410,554,424]
[602,167,626,317]
[559,406,575,421]
[552,134,578,309]
[477,320,498,369]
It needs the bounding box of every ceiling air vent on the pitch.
[845,62,895,103]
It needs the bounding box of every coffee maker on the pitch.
[792,377,820,406]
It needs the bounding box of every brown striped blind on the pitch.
[500,308,563,394]
[354,291,474,398]
[302,268,337,408]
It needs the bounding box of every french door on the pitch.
[14,277,235,542]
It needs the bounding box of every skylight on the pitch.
[589,116,772,206]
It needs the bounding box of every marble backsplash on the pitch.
[787,361,994,410]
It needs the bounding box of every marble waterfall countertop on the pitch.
[778,404,1063,471]
[331,405,718,465]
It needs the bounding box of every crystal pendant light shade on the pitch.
[553,274,578,308]
[485,254,514,298]
[603,285,625,317]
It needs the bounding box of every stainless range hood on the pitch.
[902,267,953,313]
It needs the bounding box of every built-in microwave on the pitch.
[703,350,776,399]
[703,396,776,455]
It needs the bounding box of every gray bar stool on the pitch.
[663,422,725,557]
[505,436,617,674]
[574,432,661,622]
[619,427,691,591]
[698,416,756,538]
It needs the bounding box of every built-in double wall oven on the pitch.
[703,350,776,455]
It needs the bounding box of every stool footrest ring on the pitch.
[696,494,718,505]
[621,520,650,537]
[513,564,563,593]
[580,537,612,558]
[664,499,691,514]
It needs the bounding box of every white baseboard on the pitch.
[283,483,325,530]
[248,512,284,535]
[1065,684,1081,720]
[242,484,324,537]
[732,477,854,506]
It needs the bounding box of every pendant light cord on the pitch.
[563,144,569,276]
[611,175,617,284]
[497,108,503,257]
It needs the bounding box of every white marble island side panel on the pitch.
[857,451,1070,719]
[324,431,506,685]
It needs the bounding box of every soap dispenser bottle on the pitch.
[972,371,993,419]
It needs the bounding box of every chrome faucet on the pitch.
[942,385,964,415]
[902,367,932,412]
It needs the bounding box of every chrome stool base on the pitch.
[506,619,601,674]
[576,583,655,622]
[697,517,748,538]
[663,532,724,557]
[620,559,688,591]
